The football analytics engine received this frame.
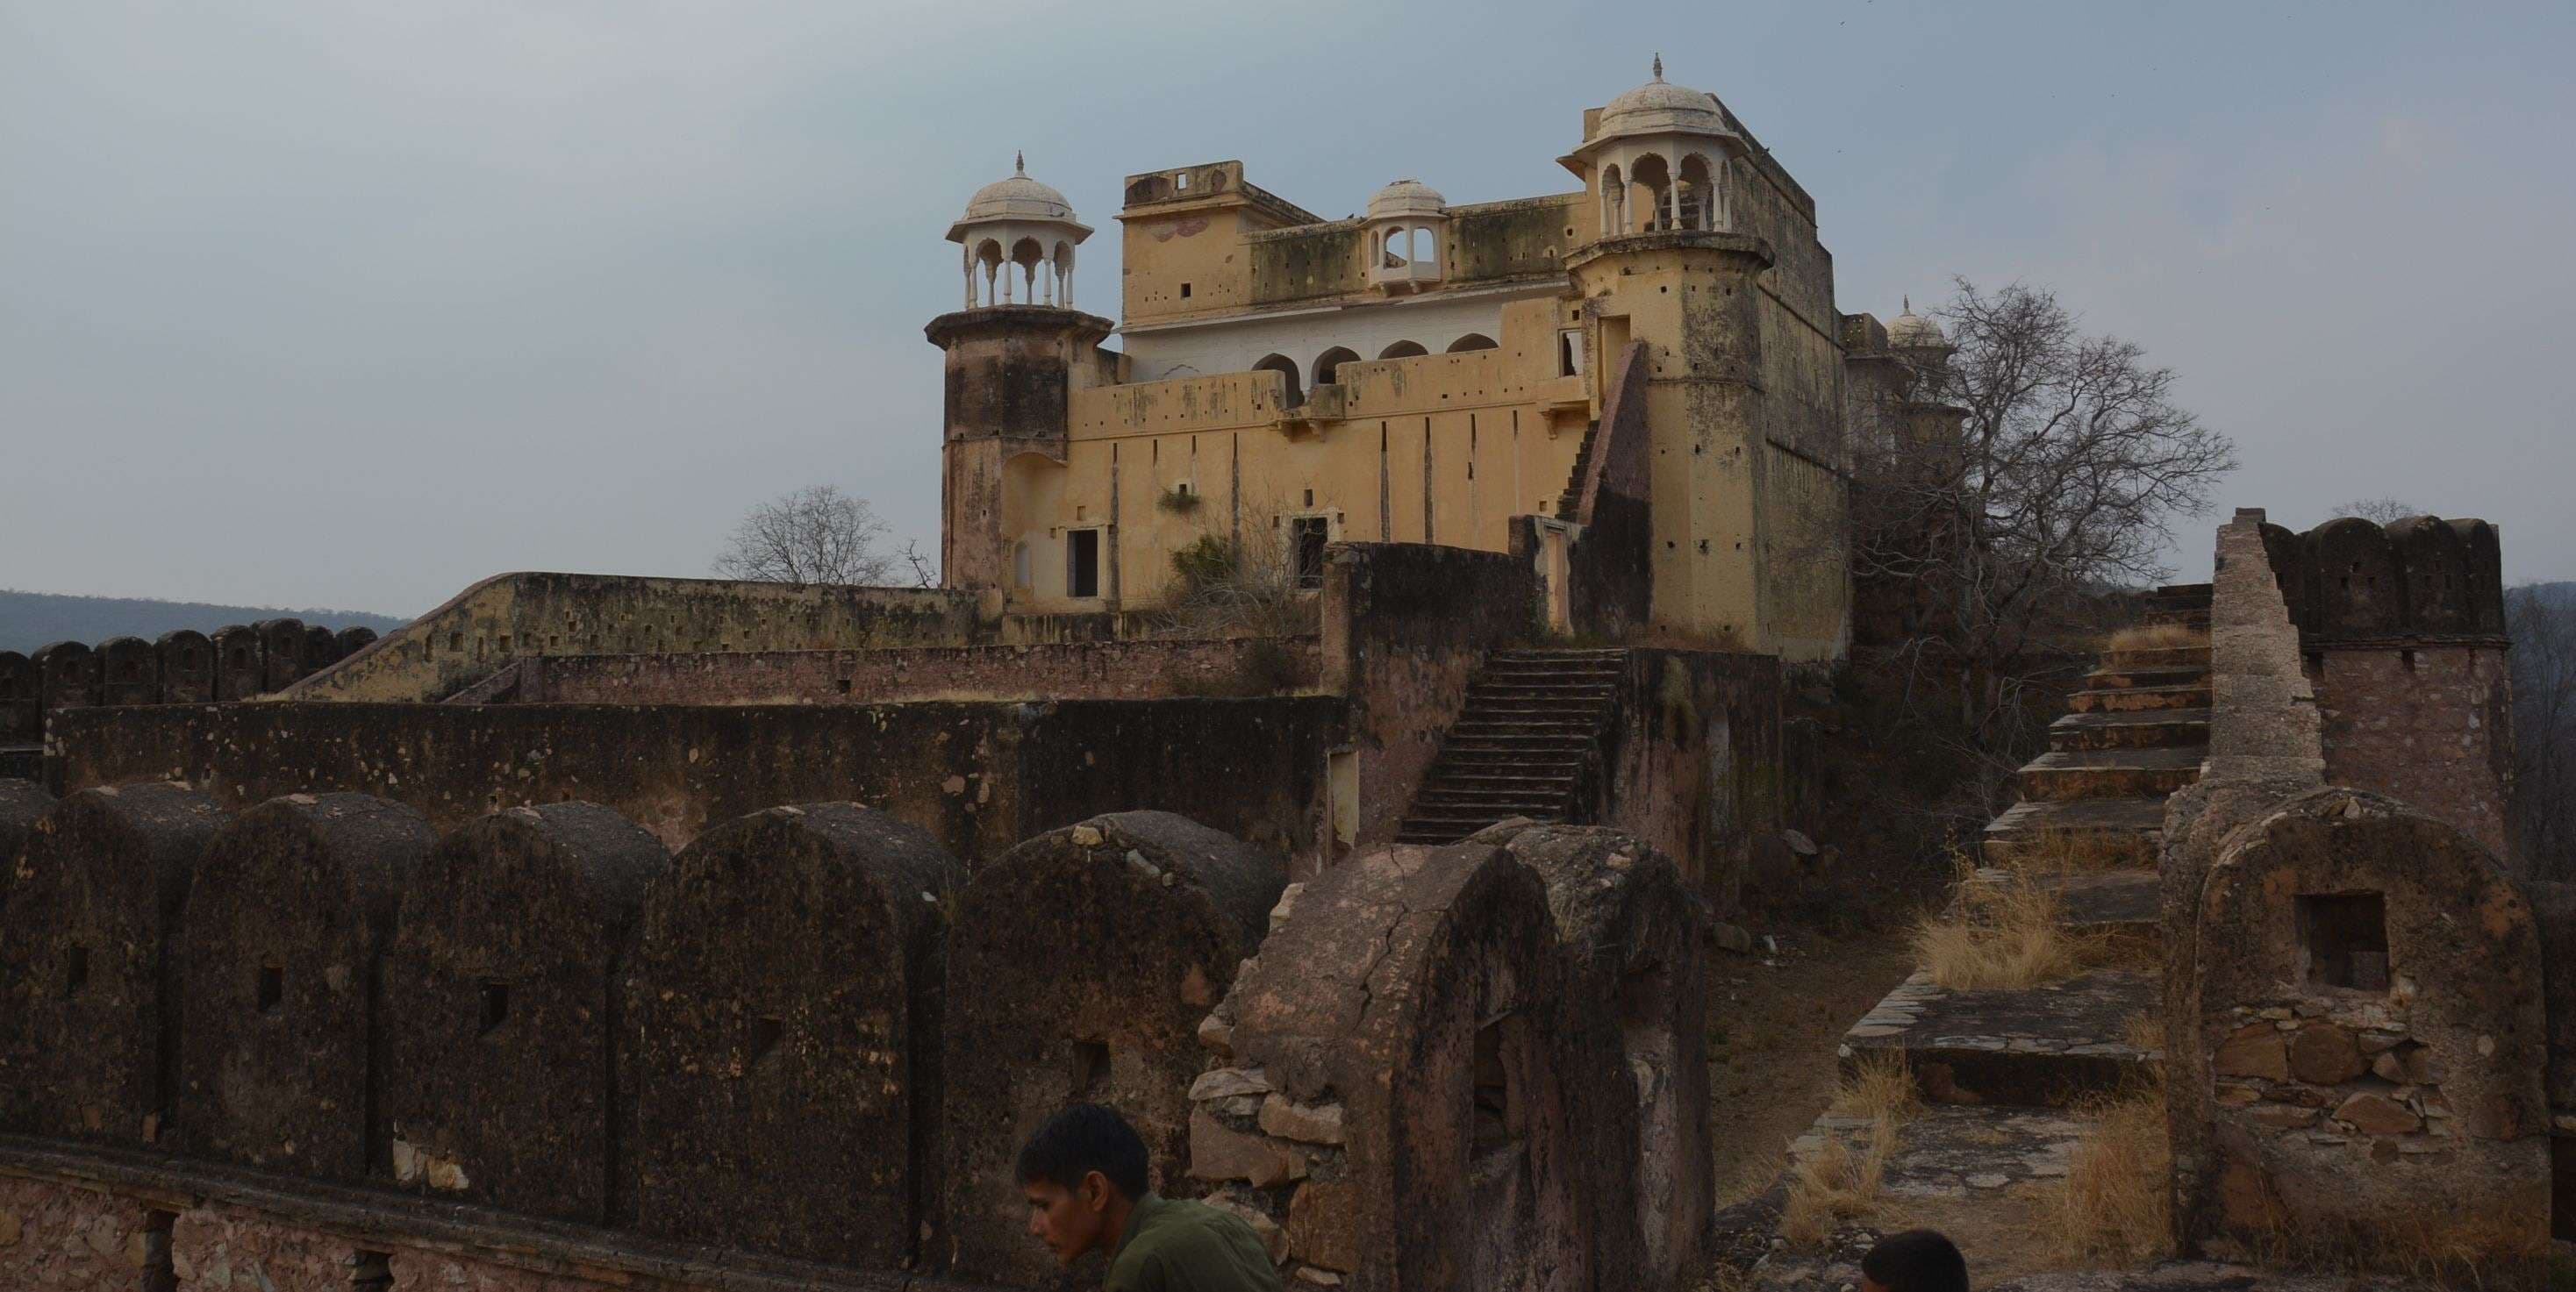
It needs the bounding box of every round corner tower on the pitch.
[926,157,1113,594]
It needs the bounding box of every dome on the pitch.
[1596,56,1728,141]
[1887,302,1947,348]
[1366,178,1447,221]
[960,153,1077,224]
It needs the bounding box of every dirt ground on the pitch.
[1707,921,1921,1203]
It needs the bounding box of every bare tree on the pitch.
[2329,496,2426,525]
[1851,279,2237,736]
[712,485,897,585]
[897,539,939,589]
[2511,583,2576,878]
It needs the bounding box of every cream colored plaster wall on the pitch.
[1013,302,1593,613]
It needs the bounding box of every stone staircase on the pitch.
[1393,648,1623,845]
[1982,583,2214,864]
[1555,418,1602,519]
[1737,593,2217,1286]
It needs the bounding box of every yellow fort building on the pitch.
[927,61,1942,662]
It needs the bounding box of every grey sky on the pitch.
[4,2,2571,615]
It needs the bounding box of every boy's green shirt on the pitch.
[1104,1192,1284,1292]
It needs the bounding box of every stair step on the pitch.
[2064,682,2211,714]
[1967,867,2162,938]
[2098,644,2211,671]
[2082,666,2210,691]
[2049,707,2210,753]
[1839,968,2162,1107]
[2016,746,2205,801]
[1981,797,2170,864]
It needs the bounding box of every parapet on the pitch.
[2259,514,2507,644]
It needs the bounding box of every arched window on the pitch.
[1009,238,1046,304]
[1678,153,1717,232]
[1628,154,1672,232]
[974,239,1005,307]
[1446,333,1498,353]
[1253,353,1304,407]
[1378,340,1428,360]
[1313,346,1360,387]
[1412,225,1439,276]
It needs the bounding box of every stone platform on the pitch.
[1837,969,2161,1106]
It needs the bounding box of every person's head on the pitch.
[1017,1103,1152,1266]
[1860,1229,1967,1292]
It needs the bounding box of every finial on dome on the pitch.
[1652,54,1664,81]
[1903,294,1911,312]
[1014,150,1025,175]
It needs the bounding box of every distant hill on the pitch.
[1,589,412,655]
[2515,582,2576,611]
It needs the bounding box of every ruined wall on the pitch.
[1595,648,1785,911]
[2179,789,2548,1278]
[517,635,1322,705]
[1321,542,1537,854]
[281,573,983,705]
[51,696,1342,865]
[2258,514,2514,856]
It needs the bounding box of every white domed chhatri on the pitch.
[1571,57,1747,239]
[1366,178,1447,221]
[1596,56,1730,143]
[1887,297,1948,349]
[947,153,1094,311]
[962,171,1076,224]
[1363,178,1449,293]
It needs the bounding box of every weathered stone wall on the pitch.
[941,812,1281,1283]
[515,635,1322,705]
[1322,542,1536,854]
[50,696,1343,865]
[2313,645,2515,858]
[1,784,228,1146]
[2253,512,2515,857]
[1191,840,1585,1291]
[2179,789,2548,1278]
[281,573,984,704]
[627,804,962,1266]
[383,803,669,1224]
[1596,648,1784,910]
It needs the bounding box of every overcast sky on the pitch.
[4,2,2571,615]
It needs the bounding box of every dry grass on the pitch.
[2120,1010,2165,1056]
[1827,1051,1921,1124]
[1782,1054,1918,1249]
[2104,621,2208,653]
[2040,1079,2172,1266]
[1913,860,2103,990]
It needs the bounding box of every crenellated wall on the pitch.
[2253,513,2515,857]
[1,622,379,740]
[0,787,1707,1292]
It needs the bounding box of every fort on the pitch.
[0,61,2554,1292]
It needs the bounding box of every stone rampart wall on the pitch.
[514,636,1323,705]
[281,573,984,704]
[47,696,1342,865]
[0,788,1700,1292]
[0,621,379,739]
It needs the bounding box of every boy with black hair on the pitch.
[1017,1103,1281,1292]
[1860,1229,1969,1292]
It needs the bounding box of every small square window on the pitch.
[2299,892,2389,990]
[1179,282,1192,299]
